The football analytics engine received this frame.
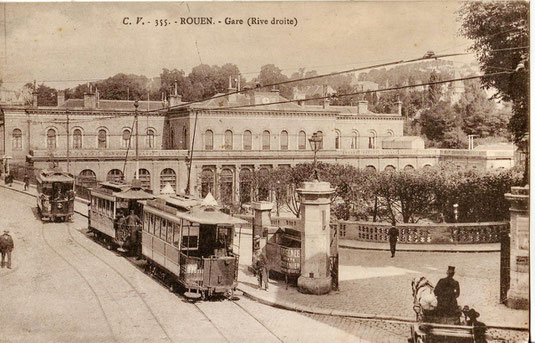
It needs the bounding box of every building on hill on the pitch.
[0,82,514,205]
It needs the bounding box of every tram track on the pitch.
[64,223,174,343]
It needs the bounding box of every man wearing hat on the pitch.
[434,266,460,316]
[387,224,399,258]
[0,230,14,269]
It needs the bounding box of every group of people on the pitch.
[0,230,14,269]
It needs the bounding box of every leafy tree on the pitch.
[420,101,459,143]
[427,70,442,106]
[24,82,58,106]
[459,1,529,181]
[254,64,293,99]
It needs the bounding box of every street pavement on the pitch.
[0,181,529,343]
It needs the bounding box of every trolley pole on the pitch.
[134,100,139,179]
[66,110,70,173]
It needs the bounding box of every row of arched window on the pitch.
[11,128,157,151]
[203,129,395,151]
[76,167,177,191]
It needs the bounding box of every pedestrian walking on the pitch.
[388,224,399,258]
[434,266,460,316]
[0,230,14,269]
[254,251,269,290]
[23,174,30,191]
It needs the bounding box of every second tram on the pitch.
[88,179,154,252]
[36,169,75,222]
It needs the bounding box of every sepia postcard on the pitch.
[0,1,530,343]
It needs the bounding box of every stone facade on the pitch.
[0,88,515,202]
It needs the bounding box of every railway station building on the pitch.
[0,84,515,204]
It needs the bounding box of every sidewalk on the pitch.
[1,181,527,333]
[340,239,500,253]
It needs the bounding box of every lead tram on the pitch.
[36,169,75,222]
[141,194,247,299]
[88,179,154,252]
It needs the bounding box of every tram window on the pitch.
[149,214,154,234]
[143,213,149,232]
[166,222,174,244]
[181,222,199,250]
[154,217,161,238]
[161,219,168,241]
[172,223,180,247]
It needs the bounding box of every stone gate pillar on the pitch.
[505,186,529,309]
[251,201,272,257]
[297,181,334,295]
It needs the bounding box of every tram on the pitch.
[141,193,247,299]
[36,169,75,222]
[88,179,154,252]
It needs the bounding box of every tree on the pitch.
[24,82,58,106]
[427,70,442,106]
[420,101,459,144]
[254,64,293,99]
[459,1,529,181]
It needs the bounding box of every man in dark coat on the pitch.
[0,230,14,269]
[388,225,399,258]
[434,266,460,316]
[23,174,30,191]
[254,251,269,290]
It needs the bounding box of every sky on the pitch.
[0,1,475,91]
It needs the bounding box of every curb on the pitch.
[237,286,528,331]
[2,184,527,332]
[339,244,501,254]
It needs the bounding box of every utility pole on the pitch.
[66,110,70,173]
[134,100,139,179]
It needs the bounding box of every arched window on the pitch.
[201,169,215,197]
[78,169,97,188]
[134,168,151,189]
[11,129,22,151]
[239,168,253,204]
[387,130,394,137]
[423,164,432,170]
[47,128,57,150]
[243,130,252,150]
[384,165,396,172]
[147,129,155,149]
[160,168,176,192]
[403,165,415,172]
[351,131,359,149]
[224,130,233,150]
[219,168,234,205]
[205,130,214,150]
[262,130,270,150]
[335,130,341,150]
[365,165,377,173]
[280,130,288,150]
[368,131,377,149]
[106,169,123,182]
[73,129,82,149]
[97,129,108,149]
[317,131,324,150]
[121,129,132,149]
[298,131,306,150]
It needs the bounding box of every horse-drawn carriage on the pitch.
[410,276,487,343]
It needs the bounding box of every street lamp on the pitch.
[453,203,459,223]
[308,132,323,181]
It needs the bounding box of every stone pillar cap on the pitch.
[297,181,334,194]
[251,201,273,211]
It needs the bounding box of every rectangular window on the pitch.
[181,221,199,250]
[161,219,167,241]
[149,214,155,234]
[166,222,174,244]
[173,222,181,247]
[154,217,161,238]
[143,213,149,232]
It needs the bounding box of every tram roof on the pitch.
[183,206,249,226]
[113,187,154,200]
[158,194,203,211]
[36,169,74,183]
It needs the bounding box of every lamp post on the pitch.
[134,100,139,180]
[453,203,459,223]
[308,132,322,180]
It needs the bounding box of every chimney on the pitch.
[395,100,402,116]
[83,84,97,109]
[321,84,330,109]
[57,91,65,107]
[227,76,237,104]
[32,80,38,108]
[169,80,182,107]
[357,100,368,114]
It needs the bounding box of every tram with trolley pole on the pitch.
[141,193,247,300]
[36,169,75,222]
[88,179,154,253]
